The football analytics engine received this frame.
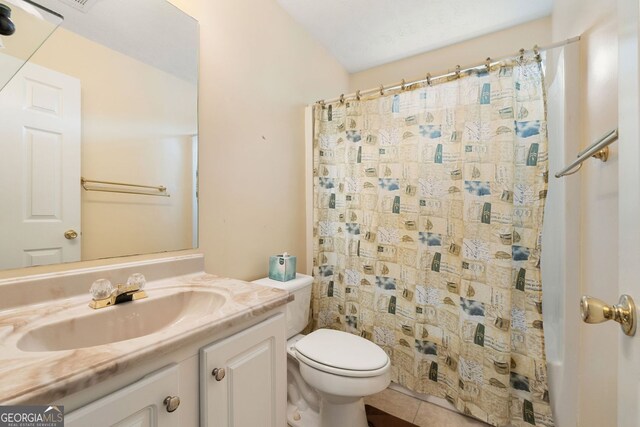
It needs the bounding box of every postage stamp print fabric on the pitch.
[312,59,553,427]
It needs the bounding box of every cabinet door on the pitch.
[66,364,181,427]
[200,313,286,427]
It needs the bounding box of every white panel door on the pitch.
[618,0,640,426]
[200,314,286,427]
[65,364,181,427]
[0,62,81,269]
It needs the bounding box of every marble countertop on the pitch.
[0,273,291,404]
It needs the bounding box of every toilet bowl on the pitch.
[295,328,391,427]
[252,274,391,427]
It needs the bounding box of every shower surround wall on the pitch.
[551,1,618,427]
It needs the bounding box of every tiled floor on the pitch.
[365,388,490,427]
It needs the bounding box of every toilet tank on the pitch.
[252,274,313,339]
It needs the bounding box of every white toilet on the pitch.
[252,274,391,427]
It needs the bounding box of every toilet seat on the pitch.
[294,329,390,378]
[295,351,390,378]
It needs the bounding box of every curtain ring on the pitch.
[400,79,406,91]
[485,57,491,72]
[519,48,525,61]
[426,73,432,86]
[379,84,384,96]
[455,65,461,79]
[356,89,361,101]
[533,44,541,62]
[339,94,345,104]
[318,99,326,109]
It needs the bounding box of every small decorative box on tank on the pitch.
[269,252,296,281]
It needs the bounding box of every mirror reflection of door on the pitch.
[0,0,198,271]
[0,62,81,268]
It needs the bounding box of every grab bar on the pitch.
[81,177,170,197]
[555,128,618,178]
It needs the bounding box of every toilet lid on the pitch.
[295,329,389,372]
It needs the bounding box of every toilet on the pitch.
[252,274,391,427]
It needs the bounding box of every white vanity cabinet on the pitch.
[65,364,182,427]
[60,311,286,427]
[200,313,286,427]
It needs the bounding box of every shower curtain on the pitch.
[311,57,553,427]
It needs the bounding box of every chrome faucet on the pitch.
[89,273,148,309]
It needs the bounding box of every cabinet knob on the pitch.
[163,395,180,413]
[212,367,226,381]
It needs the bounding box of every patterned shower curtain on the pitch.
[311,57,553,427]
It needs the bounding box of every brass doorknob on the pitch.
[163,395,180,413]
[64,230,78,240]
[580,294,637,336]
[212,368,225,381]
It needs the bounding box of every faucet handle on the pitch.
[90,279,114,300]
[127,273,146,290]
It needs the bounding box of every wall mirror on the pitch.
[0,1,62,91]
[0,0,199,270]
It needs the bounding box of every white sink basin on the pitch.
[16,289,226,352]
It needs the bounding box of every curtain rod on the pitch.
[317,35,581,105]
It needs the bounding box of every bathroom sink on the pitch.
[16,290,226,352]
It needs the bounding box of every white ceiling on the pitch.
[276,0,553,73]
[31,0,199,83]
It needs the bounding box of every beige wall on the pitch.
[349,17,552,93]
[155,0,349,280]
[552,1,619,426]
[29,28,197,261]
